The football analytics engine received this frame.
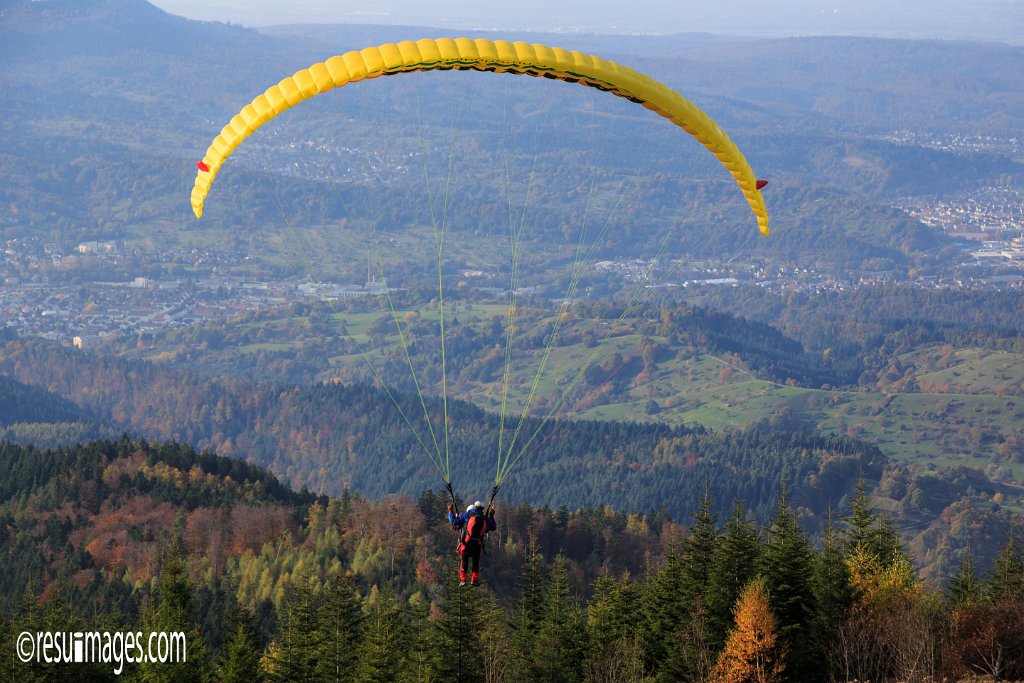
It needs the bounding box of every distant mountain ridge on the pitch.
[5,0,1023,134]
[2,0,182,54]
[1,1,1019,223]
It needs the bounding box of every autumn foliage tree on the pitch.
[710,578,786,683]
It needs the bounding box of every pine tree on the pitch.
[587,573,645,680]
[869,513,906,567]
[139,543,213,683]
[987,528,1024,603]
[263,569,321,682]
[758,493,817,681]
[532,555,588,683]
[353,587,405,683]
[316,574,363,682]
[947,552,982,609]
[844,479,876,554]
[400,598,435,683]
[2,582,116,682]
[811,514,854,654]
[431,577,485,683]
[2,581,44,683]
[663,598,717,683]
[512,540,546,662]
[217,608,262,683]
[588,574,640,657]
[843,479,908,564]
[680,490,721,612]
[657,491,724,682]
[709,578,786,683]
[705,499,761,654]
[477,588,520,683]
[640,539,685,666]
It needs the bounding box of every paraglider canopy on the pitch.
[190,37,770,236]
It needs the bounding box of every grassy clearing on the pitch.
[907,347,1024,395]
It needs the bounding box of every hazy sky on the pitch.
[150,0,1024,43]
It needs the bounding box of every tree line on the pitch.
[1,441,1022,682]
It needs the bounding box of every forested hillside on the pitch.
[0,375,90,426]
[1,336,1020,582]
[113,299,849,389]
[692,286,1024,352]
[0,338,881,523]
[1,437,1022,681]
[98,288,1024,491]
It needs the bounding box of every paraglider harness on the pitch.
[446,482,499,557]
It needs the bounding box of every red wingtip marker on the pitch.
[756,179,768,190]
[196,161,210,172]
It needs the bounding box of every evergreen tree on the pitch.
[663,598,717,683]
[947,552,982,609]
[196,573,235,653]
[709,578,786,683]
[758,493,817,682]
[640,541,687,671]
[477,588,520,683]
[139,543,213,683]
[1,582,117,682]
[511,540,546,663]
[263,569,321,683]
[844,479,876,553]
[869,513,906,567]
[587,573,646,679]
[705,499,761,654]
[399,598,434,683]
[588,574,640,657]
[658,491,723,682]
[532,555,587,683]
[217,608,262,683]
[353,587,405,683]
[316,574,363,682]
[843,480,906,566]
[2,581,47,683]
[987,528,1024,603]
[431,578,485,683]
[811,514,854,655]
[680,490,721,612]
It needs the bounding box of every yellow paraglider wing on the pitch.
[191,37,770,235]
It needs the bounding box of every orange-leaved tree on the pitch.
[710,577,786,683]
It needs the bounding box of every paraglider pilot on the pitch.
[446,500,496,586]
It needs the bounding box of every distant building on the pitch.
[77,241,117,254]
[72,334,101,349]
